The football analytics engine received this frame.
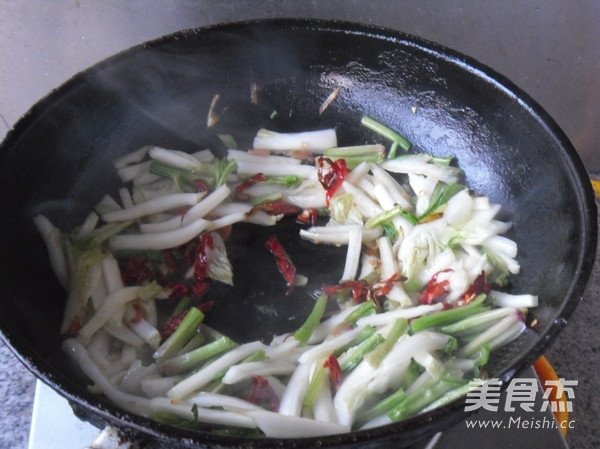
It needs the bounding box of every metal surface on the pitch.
[1,1,599,172]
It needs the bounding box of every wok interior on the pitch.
[0,20,594,447]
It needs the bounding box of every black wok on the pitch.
[0,18,596,448]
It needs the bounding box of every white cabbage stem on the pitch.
[109,218,209,251]
[300,225,383,244]
[102,192,203,223]
[235,159,317,179]
[167,341,265,400]
[148,146,206,171]
[139,185,230,233]
[253,128,337,152]
[245,409,350,437]
[341,226,362,281]
[150,397,257,429]
[227,149,301,165]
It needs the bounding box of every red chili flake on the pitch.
[192,233,214,298]
[296,208,319,226]
[215,224,233,241]
[194,179,211,193]
[265,235,296,295]
[197,301,215,313]
[323,280,370,304]
[66,317,83,335]
[162,250,178,271]
[121,257,156,285]
[419,269,453,305]
[458,271,491,305]
[246,376,280,411]
[129,303,144,324]
[176,206,191,216]
[324,354,342,392]
[289,148,314,164]
[256,200,302,216]
[372,273,404,298]
[235,173,266,200]
[159,309,189,339]
[195,233,214,278]
[192,281,210,298]
[167,282,190,302]
[177,206,192,227]
[317,157,348,204]
[321,284,344,296]
[184,239,199,266]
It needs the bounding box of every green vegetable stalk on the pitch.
[160,336,237,375]
[366,318,408,367]
[409,294,489,333]
[361,116,412,153]
[388,372,467,421]
[294,294,329,346]
[339,332,384,372]
[153,307,205,361]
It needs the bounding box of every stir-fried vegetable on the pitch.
[35,115,537,438]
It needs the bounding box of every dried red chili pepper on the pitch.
[192,233,214,298]
[184,239,199,266]
[296,208,319,226]
[265,235,296,295]
[166,282,190,302]
[195,233,214,278]
[459,271,491,305]
[121,257,156,285]
[324,354,342,392]
[66,318,83,335]
[197,301,215,313]
[162,249,178,271]
[129,303,144,324]
[245,375,280,411]
[176,206,191,216]
[194,179,211,193]
[419,269,453,305]
[322,280,370,304]
[176,206,192,228]
[235,173,266,200]
[214,224,233,241]
[289,148,314,163]
[256,200,302,216]
[317,157,348,204]
[192,281,211,298]
[372,273,404,299]
[442,301,455,310]
[159,309,189,339]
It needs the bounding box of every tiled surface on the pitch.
[0,341,36,449]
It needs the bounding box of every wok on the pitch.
[0,18,596,448]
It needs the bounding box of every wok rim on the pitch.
[0,17,597,448]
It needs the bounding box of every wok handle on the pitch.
[83,425,138,449]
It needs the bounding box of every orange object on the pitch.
[591,178,600,198]
[533,355,570,435]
